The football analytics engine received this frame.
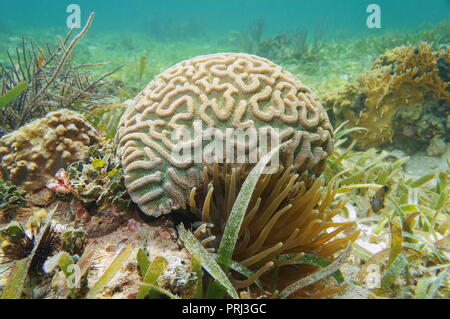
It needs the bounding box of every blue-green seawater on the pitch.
[1,0,449,38]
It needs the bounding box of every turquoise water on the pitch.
[1,0,449,38]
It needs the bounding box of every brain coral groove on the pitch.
[116,53,333,217]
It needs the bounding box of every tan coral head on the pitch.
[116,53,334,217]
[0,109,99,192]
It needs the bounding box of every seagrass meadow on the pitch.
[0,0,448,300]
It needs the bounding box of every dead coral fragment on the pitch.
[0,109,99,192]
[190,164,360,298]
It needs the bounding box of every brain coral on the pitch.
[0,109,99,192]
[116,53,333,217]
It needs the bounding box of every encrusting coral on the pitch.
[323,43,449,150]
[0,109,99,192]
[117,53,334,217]
[189,163,360,298]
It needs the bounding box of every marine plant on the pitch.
[290,23,325,61]
[0,180,27,221]
[321,123,449,298]
[351,171,449,298]
[135,249,171,299]
[248,18,266,52]
[229,18,326,66]
[255,33,294,62]
[83,244,134,299]
[352,19,450,56]
[45,243,171,299]
[86,102,128,140]
[0,13,118,135]
[228,19,266,54]
[254,21,326,65]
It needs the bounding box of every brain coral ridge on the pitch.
[116,53,334,217]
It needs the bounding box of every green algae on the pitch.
[191,254,203,299]
[178,224,239,299]
[0,181,27,217]
[136,256,168,299]
[86,244,133,299]
[1,257,29,299]
[0,82,28,109]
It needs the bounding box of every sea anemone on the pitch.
[188,163,360,298]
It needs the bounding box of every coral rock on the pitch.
[117,53,333,216]
[323,43,449,150]
[426,136,447,157]
[83,219,193,299]
[0,109,99,192]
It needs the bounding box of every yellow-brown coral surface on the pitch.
[0,109,99,192]
[117,53,334,217]
[323,43,449,149]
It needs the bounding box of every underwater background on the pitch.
[2,0,448,153]
[1,0,450,34]
[0,0,449,299]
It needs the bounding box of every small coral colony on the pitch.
[0,12,448,300]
